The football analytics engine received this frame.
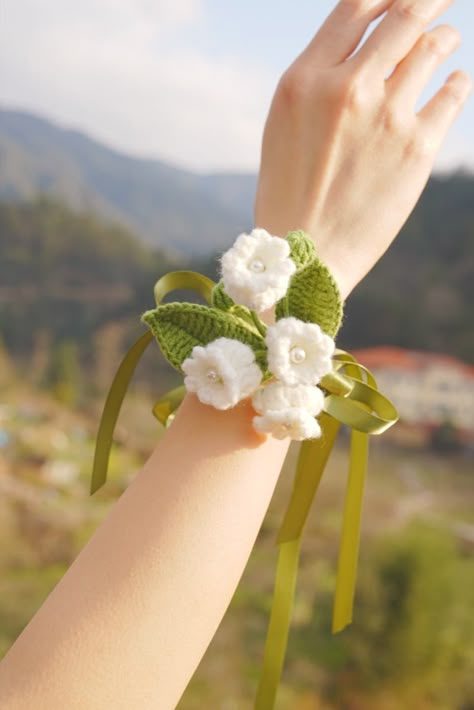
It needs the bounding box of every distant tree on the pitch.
[93,322,124,393]
[49,340,81,407]
[430,419,463,454]
[0,336,14,387]
[340,523,474,706]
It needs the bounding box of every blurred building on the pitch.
[351,347,474,447]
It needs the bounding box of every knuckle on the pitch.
[277,65,313,105]
[394,1,429,25]
[419,26,461,57]
[332,70,368,112]
[338,0,370,16]
[380,105,405,135]
[453,69,473,88]
[439,25,462,48]
[442,82,465,105]
[403,132,433,161]
[418,33,446,59]
[443,71,473,103]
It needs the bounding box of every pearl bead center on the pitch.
[290,346,306,364]
[206,369,221,382]
[249,258,266,273]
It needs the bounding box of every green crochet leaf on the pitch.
[286,231,317,270]
[211,280,235,311]
[211,279,267,334]
[141,302,267,372]
[275,258,343,338]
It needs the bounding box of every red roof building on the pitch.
[350,347,474,439]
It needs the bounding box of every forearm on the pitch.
[0,392,290,709]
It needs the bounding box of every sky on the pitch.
[1,0,473,173]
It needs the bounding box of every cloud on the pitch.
[2,0,471,174]
[0,0,273,171]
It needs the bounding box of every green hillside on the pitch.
[1,175,473,379]
[339,170,474,361]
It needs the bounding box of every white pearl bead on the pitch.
[206,369,219,381]
[290,346,306,364]
[249,258,265,273]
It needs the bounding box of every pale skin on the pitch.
[0,1,470,708]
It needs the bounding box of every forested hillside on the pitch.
[339,171,474,360]
[1,175,473,379]
[0,170,473,399]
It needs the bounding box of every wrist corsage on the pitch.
[90,229,398,709]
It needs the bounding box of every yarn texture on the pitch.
[141,229,345,441]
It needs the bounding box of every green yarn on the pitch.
[211,280,235,311]
[141,302,268,373]
[286,230,316,269]
[211,280,265,333]
[276,231,344,338]
[141,230,343,379]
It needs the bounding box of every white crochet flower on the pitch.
[266,317,335,386]
[252,381,324,440]
[219,228,297,312]
[182,337,262,410]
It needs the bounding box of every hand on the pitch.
[254,0,472,300]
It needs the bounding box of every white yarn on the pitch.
[182,337,263,410]
[219,228,296,312]
[265,317,335,386]
[181,232,337,439]
[252,381,324,441]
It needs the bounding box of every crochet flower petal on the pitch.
[219,228,297,312]
[251,381,324,441]
[182,337,262,410]
[252,381,324,417]
[265,317,335,386]
[253,409,322,441]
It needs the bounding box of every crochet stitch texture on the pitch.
[141,229,345,439]
[274,231,343,337]
[142,302,267,372]
[213,230,344,339]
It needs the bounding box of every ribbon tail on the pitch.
[90,331,153,495]
[332,429,369,633]
[277,414,341,544]
[152,385,187,426]
[254,414,340,710]
[254,539,301,710]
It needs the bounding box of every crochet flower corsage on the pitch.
[142,228,343,441]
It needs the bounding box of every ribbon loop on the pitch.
[154,270,215,306]
[90,271,216,495]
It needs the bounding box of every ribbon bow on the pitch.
[90,270,398,710]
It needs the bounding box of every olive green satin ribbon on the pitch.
[255,415,340,709]
[89,271,214,495]
[89,270,398,710]
[254,355,397,708]
[90,330,153,495]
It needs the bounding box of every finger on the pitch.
[417,70,472,149]
[302,0,394,67]
[386,25,461,111]
[352,0,454,75]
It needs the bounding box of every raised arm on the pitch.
[0,1,470,708]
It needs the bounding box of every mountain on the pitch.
[0,107,473,365]
[0,108,257,259]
